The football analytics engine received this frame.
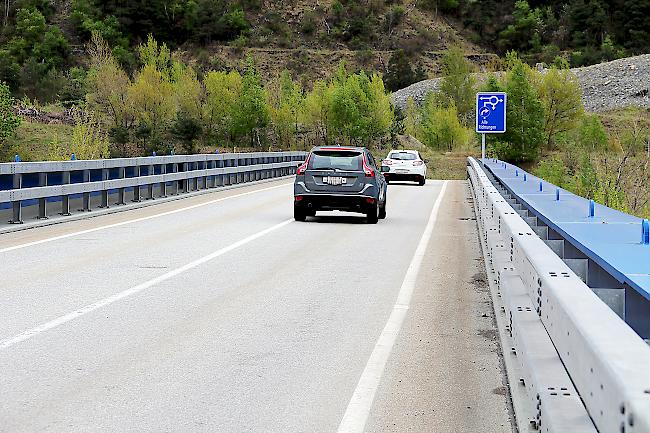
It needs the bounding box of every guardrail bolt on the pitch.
[555,188,560,201]
[152,151,157,157]
[539,181,543,192]
[14,154,21,162]
[588,199,595,218]
[515,169,519,177]
[70,153,76,161]
[642,219,650,245]
[524,173,527,181]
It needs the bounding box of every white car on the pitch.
[381,150,427,186]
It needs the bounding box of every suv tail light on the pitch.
[363,154,375,178]
[297,154,311,175]
[413,161,424,166]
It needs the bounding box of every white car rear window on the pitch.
[388,152,417,161]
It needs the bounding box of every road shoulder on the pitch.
[365,180,514,433]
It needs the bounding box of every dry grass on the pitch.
[4,121,74,162]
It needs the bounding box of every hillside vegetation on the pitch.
[0,0,649,218]
[1,0,649,104]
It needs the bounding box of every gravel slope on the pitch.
[393,54,650,113]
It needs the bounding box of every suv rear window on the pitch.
[309,150,362,171]
[389,152,417,160]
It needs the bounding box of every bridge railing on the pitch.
[468,157,650,433]
[0,151,307,224]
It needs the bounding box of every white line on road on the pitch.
[0,182,291,254]
[337,181,449,433]
[0,218,294,350]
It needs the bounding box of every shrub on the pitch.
[0,82,21,158]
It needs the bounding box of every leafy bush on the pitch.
[418,96,472,151]
[47,111,109,160]
[0,82,21,159]
[492,56,545,162]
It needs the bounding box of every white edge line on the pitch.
[337,180,449,433]
[0,218,294,350]
[0,182,290,254]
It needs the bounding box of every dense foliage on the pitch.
[80,34,395,157]
[0,82,20,148]
[0,0,648,104]
[448,0,650,65]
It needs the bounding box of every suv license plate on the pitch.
[324,176,345,185]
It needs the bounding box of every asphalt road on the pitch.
[0,178,512,433]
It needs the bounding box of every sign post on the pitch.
[476,92,507,160]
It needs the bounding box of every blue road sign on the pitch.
[476,92,507,134]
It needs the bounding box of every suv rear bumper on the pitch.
[294,193,377,213]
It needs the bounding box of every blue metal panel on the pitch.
[483,159,650,302]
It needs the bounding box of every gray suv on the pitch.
[293,147,388,223]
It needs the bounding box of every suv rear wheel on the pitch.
[378,199,387,219]
[294,204,306,222]
[367,203,379,224]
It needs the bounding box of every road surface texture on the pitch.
[0,178,512,433]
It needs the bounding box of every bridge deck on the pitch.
[0,179,512,433]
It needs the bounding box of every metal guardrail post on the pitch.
[183,163,189,193]
[159,164,167,198]
[132,166,141,202]
[60,171,71,216]
[202,161,208,189]
[117,167,126,205]
[100,168,109,208]
[194,162,200,190]
[81,169,91,211]
[147,163,155,200]
[172,163,179,195]
[37,172,48,219]
[9,173,23,224]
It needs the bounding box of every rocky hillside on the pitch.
[392,54,650,113]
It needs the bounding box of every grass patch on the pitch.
[4,122,74,162]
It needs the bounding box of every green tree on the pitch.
[127,64,175,153]
[404,97,419,138]
[85,32,133,132]
[384,50,426,93]
[267,70,303,148]
[232,59,269,146]
[494,56,545,162]
[329,69,392,145]
[621,0,650,53]
[0,82,21,159]
[537,67,584,148]
[303,80,333,145]
[47,111,109,160]
[419,95,471,151]
[438,45,476,125]
[203,70,242,143]
[497,1,543,52]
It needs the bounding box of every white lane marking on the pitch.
[337,181,449,433]
[0,182,291,254]
[0,218,294,350]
